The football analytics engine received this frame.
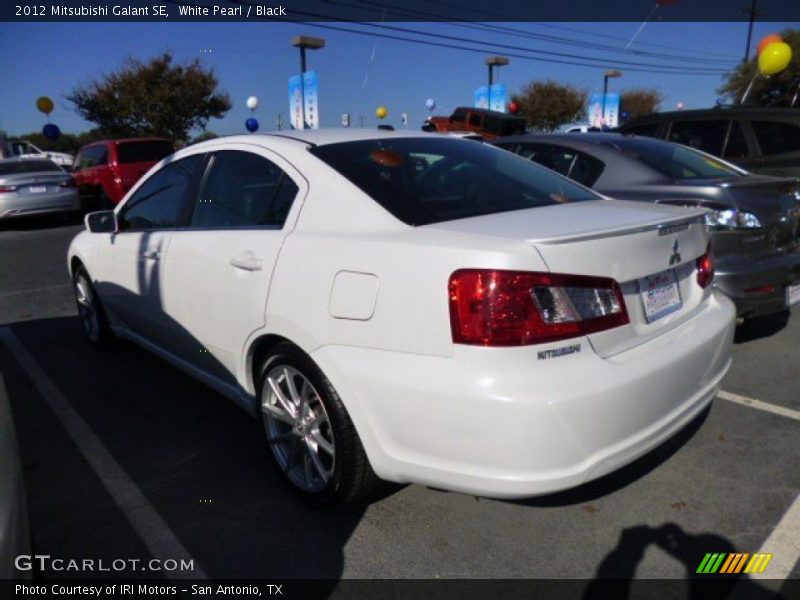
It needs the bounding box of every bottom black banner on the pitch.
[5,579,799,600]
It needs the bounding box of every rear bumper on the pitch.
[0,189,80,219]
[311,290,735,499]
[715,250,800,318]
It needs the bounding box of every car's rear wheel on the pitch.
[73,267,115,349]
[257,343,379,506]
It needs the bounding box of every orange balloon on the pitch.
[757,34,783,56]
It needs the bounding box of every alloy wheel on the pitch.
[261,365,335,493]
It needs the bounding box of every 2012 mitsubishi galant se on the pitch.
[67,130,736,505]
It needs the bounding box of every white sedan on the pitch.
[68,130,735,505]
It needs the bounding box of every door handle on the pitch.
[140,250,160,260]
[230,254,263,271]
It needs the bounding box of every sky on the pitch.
[0,20,795,137]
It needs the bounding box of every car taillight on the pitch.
[448,269,629,346]
[58,177,77,188]
[0,185,17,193]
[696,244,714,289]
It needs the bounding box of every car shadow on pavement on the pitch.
[0,213,84,231]
[734,310,790,344]
[508,406,710,509]
[583,523,788,600]
[1,315,398,584]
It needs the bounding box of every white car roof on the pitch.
[258,128,434,146]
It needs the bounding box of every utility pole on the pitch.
[276,113,283,131]
[742,0,762,63]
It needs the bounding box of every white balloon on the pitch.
[246,96,259,110]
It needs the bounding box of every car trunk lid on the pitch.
[428,199,711,357]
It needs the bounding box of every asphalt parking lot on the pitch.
[0,216,798,591]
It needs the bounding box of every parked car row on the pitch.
[0,137,174,222]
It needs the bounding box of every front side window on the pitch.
[118,154,205,231]
[189,151,299,228]
[450,109,467,123]
[310,137,599,226]
[723,121,749,159]
[668,120,728,156]
[752,121,800,155]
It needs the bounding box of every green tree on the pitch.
[620,88,664,121]
[68,53,231,142]
[511,80,587,132]
[190,130,219,144]
[718,28,800,106]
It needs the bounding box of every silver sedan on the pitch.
[0,157,80,220]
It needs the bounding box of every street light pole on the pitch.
[485,56,509,110]
[291,35,325,129]
[601,70,622,128]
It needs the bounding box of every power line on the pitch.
[339,0,738,67]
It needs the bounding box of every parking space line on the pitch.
[0,327,207,580]
[718,390,800,422]
[749,493,800,581]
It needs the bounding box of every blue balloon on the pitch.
[425,98,436,111]
[42,123,61,140]
[245,117,259,133]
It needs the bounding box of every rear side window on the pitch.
[668,120,728,156]
[624,122,659,138]
[189,151,298,228]
[515,143,605,187]
[752,121,800,155]
[309,137,599,226]
[117,140,174,164]
[119,154,205,231]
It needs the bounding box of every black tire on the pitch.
[257,342,379,506]
[72,267,115,350]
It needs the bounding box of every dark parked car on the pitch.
[72,138,174,207]
[494,133,800,320]
[618,107,800,178]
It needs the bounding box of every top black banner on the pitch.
[4,0,800,23]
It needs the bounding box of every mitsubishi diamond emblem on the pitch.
[669,239,681,266]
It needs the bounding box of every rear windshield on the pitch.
[309,137,599,226]
[607,137,742,180]
[0,160,62,175]
[117,141,174,164]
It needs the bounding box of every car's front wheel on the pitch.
[73,267,115,349]
[257,343,378,506]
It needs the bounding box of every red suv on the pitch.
[72,138,174,207]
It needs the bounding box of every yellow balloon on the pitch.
[758,41,793,76]
[375,106,388,119]
[36,96,54,115]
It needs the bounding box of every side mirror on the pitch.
[85,210,117,234]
